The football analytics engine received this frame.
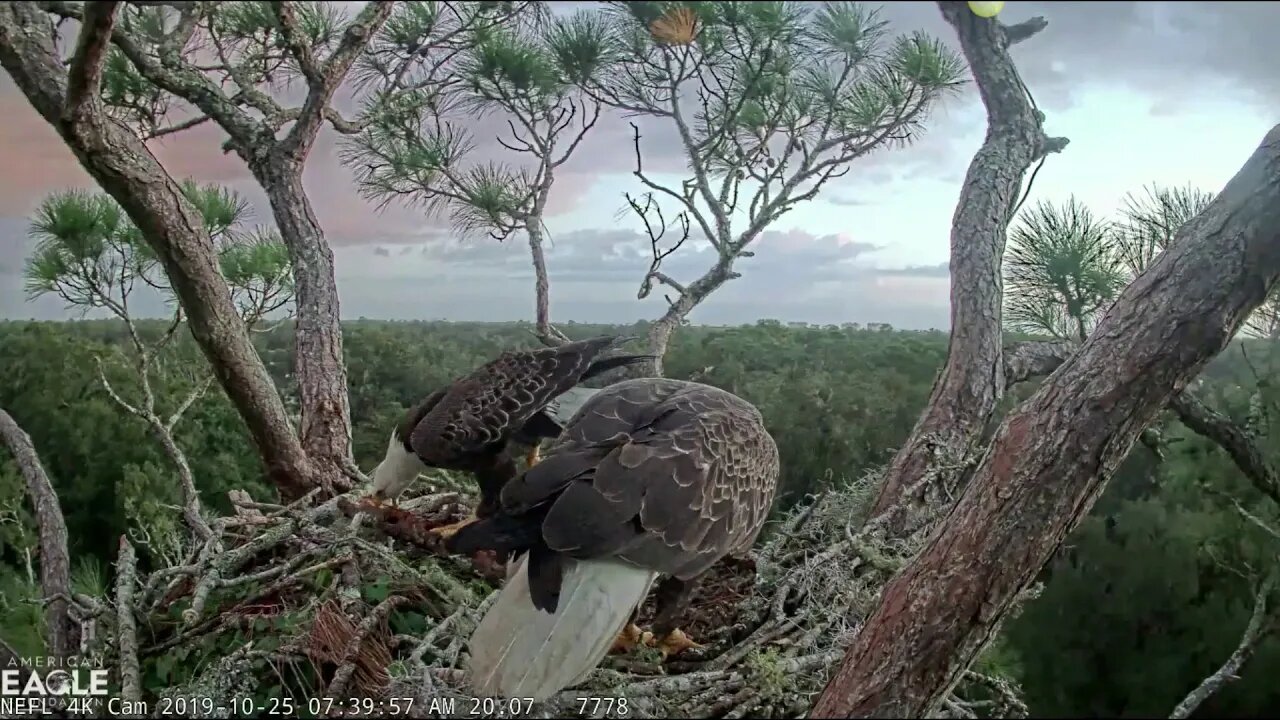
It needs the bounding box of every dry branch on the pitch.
[1171,392,1280,507]
[0,408,75,660]
[1169,570,1278,719]
[115,536,142,705]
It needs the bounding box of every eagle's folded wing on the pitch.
[410,336,620,461]
[499,377,780,579]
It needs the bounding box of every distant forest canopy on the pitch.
[1,317,1277,717]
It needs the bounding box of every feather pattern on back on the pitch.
[453,377,780,700]
[499,377,780,579]
[407,336,639,467]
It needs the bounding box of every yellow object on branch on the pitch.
[967,1,1005,18]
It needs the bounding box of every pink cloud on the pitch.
[0,74,610,243]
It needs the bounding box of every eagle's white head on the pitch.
[371,429,427,501]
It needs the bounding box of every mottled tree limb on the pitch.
[1169,570,1277,719]
[115,536,142,705]
[1170,392,1280,507]
[0,408,75,661]
[1001,340,1073,385]
[326,595,409,698]
[867,2,1068,522]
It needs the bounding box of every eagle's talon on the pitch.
[431,515,477,540]
[367,492,403,510]
[646,628,704,660]
[608,623,647,655]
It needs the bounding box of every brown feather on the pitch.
[406,336,625,469]
[496,377,780,581]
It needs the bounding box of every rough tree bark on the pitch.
[810,121,1280,717]
[868,3,1067,521]
[249,2,394,477]
[0,408,75,661]
[0,1,315,499]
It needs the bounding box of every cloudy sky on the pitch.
[1,1,1276,330]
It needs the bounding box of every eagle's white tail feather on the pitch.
[466,554,659,701]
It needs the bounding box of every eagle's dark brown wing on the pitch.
[498,378,780,580]
[408,336,626,466]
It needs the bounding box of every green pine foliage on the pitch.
[2,318,1277,716]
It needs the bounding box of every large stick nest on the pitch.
[72,470,1028,719]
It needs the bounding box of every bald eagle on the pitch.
[368,336,653,537]
[446,377,780,701]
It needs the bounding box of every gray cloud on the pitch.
[329,227,951,329]
[599,2,1280,192]
[880,262,950,278]
[0,209,970,331]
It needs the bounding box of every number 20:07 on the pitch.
[469,696,535,715]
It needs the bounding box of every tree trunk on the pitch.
[810,122,1280,718]
[0,1,316,500]
[0,408,75,661]
[255,159,353,491]
[526,222,568,347]
[868,5,1064,522]
[630,269,734,379]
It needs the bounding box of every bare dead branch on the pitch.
[628,191,691,303]
[142,113,212,141]
[0,408,75,661]
[115,536,142,705]
[1002,340,1074,385]
[1169,570,1277,719]
[1004,17,1048,47]
[1170,392,1280,508]
[326,595,409,698]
